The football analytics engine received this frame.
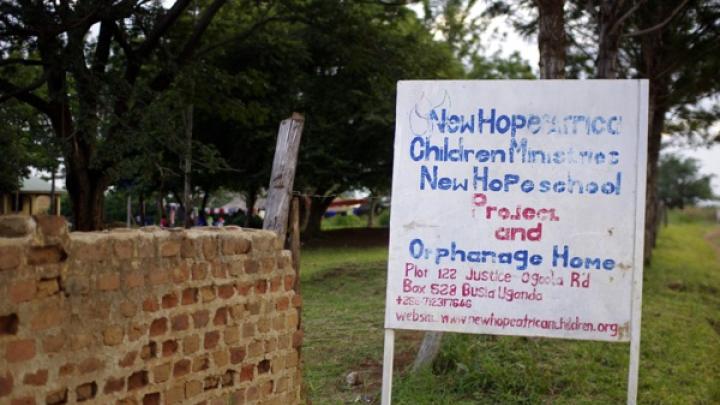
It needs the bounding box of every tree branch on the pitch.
[175,0,228,63]
[149,0,229,91]
[136,0,193,59]
[0,76,51,115]
[624,0,689,37]
[608,0,646,37]
[195,15,291,58]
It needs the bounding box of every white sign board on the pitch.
[385,80,648,342]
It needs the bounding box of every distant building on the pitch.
[0,176,64,215]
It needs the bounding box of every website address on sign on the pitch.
[394,311,621,337]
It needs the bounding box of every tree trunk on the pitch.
[244,190,257,228]
[304,196,334,238]
[640,21,670,263]
[139,193,146,225]
[367,197,377,228]
[65,161,107,230]
[183,104,194,228]
[50,169,57,215]
[644,94,667,262]
[68,181,106,231]
[299,195,312,232]
[535,0,566,79]
[595,0,629,79]
[51,105,107,231]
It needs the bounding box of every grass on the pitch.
[301,209,720,404]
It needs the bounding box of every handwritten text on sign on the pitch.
[385,81,647,342]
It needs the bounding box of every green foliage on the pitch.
[0,106,30,193]
[468,51,535,79]
[657,154,715,209]
[320,214,365,230]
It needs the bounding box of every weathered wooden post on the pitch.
[263,113,304,238]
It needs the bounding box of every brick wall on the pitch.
[0,215,302,405]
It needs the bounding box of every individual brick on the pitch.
[181,237,198,258]
[192,310,209,328]
[30,306,65,331]
[162,339,179,357]
[217,284,235,299]
[191,355,209,372]
[171,314,189,331]
[270,276,282,292]
[152,363,172,383]
[160,240,181,257]
[224,327,240,345]
[181,287,197,305]
[161,292,178,308]
[128,370,149,390]
[118,350,138,367]
[230,347,246,364]
[143,392,161,405]
[70,333,94,351]
[149,317,168,336]
[212,350,229,367]
[202,237,218,259]
[240,365,254,382]
[204,331,220,350]
[9,279,36,303]
[104,377,125,394]
[33,214,66,235]
[103,326,124,346]
[213,307,228,326]
[183,334,200,354]
[254,280,267,294]
[0,372,12,397]
[200,286,216,303]
[96,273,120,291]
[173,359,191,377]
[119,301,137,318]
[191,263,208,280]
[76,381,97,402]
[22,369,48,386]
[171,265,190,283]
[276,296,290,311]
[244,259,259,274]
[59,363,75,376]
[126,271,145,288]
[45,388,67,405]
[185,380,203,398]
[6,339,35,363]
[28,245,66,265]
[78,357,103,374]
[148,269,169,286]
[164,384,185,404]
[143,297,159,312]
[0,245,22,270]
[113,239,134,259]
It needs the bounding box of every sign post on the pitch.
[382,80,648,404]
